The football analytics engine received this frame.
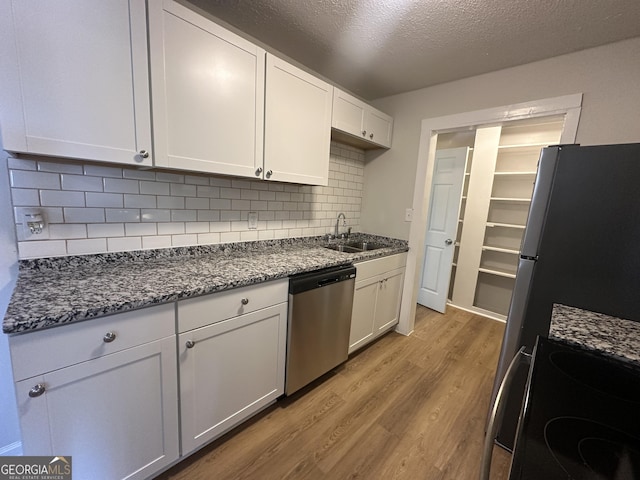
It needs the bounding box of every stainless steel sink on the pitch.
[323,241,386,253]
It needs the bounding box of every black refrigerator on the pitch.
[489,142,640,450]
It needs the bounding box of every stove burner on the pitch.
[545,417,640,479]
[549,351,640,403]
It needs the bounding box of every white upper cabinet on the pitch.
[332,88,393,148]
[148,1,265,177]
[264,54,332,186]
[0,0,153,166]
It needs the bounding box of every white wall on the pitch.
[361,37,640,239]
[0,155,21,455]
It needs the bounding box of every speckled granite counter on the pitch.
[550,303,640,368]
[3,233,408,334]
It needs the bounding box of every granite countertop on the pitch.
[3,233,408,335]
[550,303,640,368]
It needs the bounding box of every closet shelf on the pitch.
[490,197,531,203]
[493,171,537,176]
[482,245,520,255]
[478,267,517,279]
[486,222,526,229]
[497,142,550,150]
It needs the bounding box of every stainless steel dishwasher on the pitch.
[285,264,356,395]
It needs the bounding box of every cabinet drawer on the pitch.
[177,279,288,333]
[9,303,175,381]
[355,252,407,280]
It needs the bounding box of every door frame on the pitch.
[396,94,582,335]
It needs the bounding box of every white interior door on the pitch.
[418,147,469,312]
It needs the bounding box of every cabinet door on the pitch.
[364,109,393,148]
[374,267,405,333]
[264,54,332,186]
[149,1,265,177]
[348,276,379,354]
[179,303,287,454]
[332,89,366,138]
[0,0,152,165]
[16,337,179,480]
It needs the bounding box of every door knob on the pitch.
[445,238,453,246]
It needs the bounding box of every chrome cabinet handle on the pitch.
[255,167,263,176]
[185,340,195,349]
[241,298,249,305]
[139,149,149,159]
[445,238,453,246]
[361,130,366,136]
[265,170,273,178]
[29,383,46,398]
[369,133,374,139]
[480,346,531,480]
[103,331,116,343]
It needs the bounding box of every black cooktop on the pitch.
[509,337,640,479]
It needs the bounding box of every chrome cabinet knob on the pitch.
[139,149,149,159]
[185,340,195,349]
[255,167,263,176]
[29,383,45,398]
[362,130,366,136]
[445,238,453,246]
[369,133,374,139]
[265,170,273,178]
[103,331,117,343]
[241,298,249,305]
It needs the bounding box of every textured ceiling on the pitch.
[187,0,640,100]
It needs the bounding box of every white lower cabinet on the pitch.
[349,253,407,354]
[11,304,179,480]
[177,280,288,454]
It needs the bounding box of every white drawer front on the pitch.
[9,303,175,381]
[177,279,288,333]
[355,252,407,280]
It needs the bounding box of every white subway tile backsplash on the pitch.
[61,174,103,192]
[11,188,39,206]
[104,178,139,194]
[124,194,156,208]
[106,209,141,222]
[125,223,157,236]
[158,222,184,235]
[86,192,123,208]
[107,236,141,252]
[67,238,107,255]
[88,223,125,238]
[64,207,105,223]
[41,190,85,207]
[142,235,171,249]
[8,142,364,258]
[140,180,170,195]
[11,170,60,189]
[18,240,67,259]
[141,209,171,222]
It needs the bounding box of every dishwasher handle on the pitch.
[317,277,340,287]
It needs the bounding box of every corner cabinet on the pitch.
[349,253,407,354]
[177,280,288,455]
[264,55,333,186]
[331,88,393,149]
[148,1,265,178]
[0,0,153,166]
[10,304,178,480]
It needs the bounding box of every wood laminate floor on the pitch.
[155,305,512,480]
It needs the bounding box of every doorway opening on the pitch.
[397,94,582,335]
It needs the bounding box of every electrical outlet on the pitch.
[22,211,49,241]
[248,212,258,229]
[405,208,413,222]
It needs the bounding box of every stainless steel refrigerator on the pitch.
[489,142,640,450]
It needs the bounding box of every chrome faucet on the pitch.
[335,212,346,238]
